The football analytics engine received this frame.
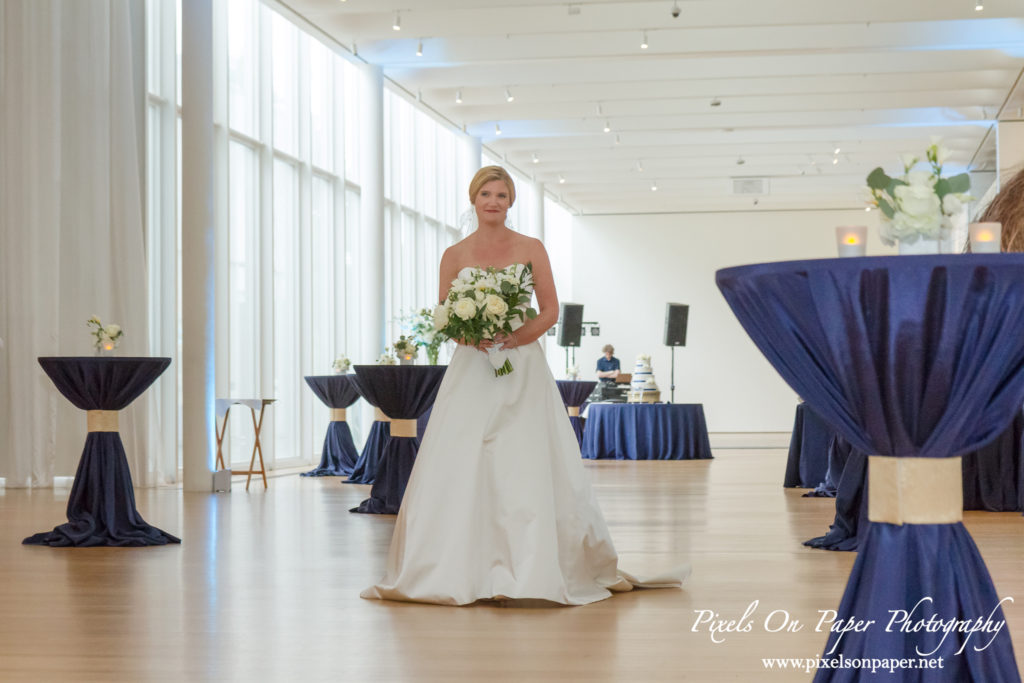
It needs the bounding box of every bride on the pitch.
[361,166,689,606]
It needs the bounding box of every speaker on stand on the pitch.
[664,303,689,403]
[558,303,584,371]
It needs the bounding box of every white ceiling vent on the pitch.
[733,177,769,195]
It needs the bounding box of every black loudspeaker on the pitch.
[664,303,689,346]
[558,303,584,347]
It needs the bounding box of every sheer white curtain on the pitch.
[0,1,169,487]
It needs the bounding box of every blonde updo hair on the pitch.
[469,166,516,207]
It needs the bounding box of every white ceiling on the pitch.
[280,0,1024,214]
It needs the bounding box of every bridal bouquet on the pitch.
[87,315,124,352]
[433,263,537,376]
[865,138,971,246]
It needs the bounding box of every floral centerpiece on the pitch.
[433,263,537,377]
[404,308,448,365]
[865,138,971,252]
[87,316,124,353]
[376,351,399,366]
[332,355,351,374]
[392,335,419,365]
[566,365,580,380]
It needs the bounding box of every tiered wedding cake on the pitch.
[628,354,661,403]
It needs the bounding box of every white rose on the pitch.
[453,298,477,320]
[941,193,963,215]
[894,183,941,219]
[905,170,935,188]
[936,146,953,165]
[484,294,508,318]
[433,303,450,330]
[104,324,121,336]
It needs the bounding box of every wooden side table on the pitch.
[216,398,275,491]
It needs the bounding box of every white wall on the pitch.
[559,209,894,432]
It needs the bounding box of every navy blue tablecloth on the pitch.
[581,403,713,461]
[301,375,361,477]
[24,357,179,547]
[718,254,1024,681]
[349,366,446,514]
[555,380,597,446]
[784,402,833,488]
[806,412,1024,552]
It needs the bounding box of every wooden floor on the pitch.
[1,448,1021,682]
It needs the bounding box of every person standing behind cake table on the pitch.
[596,344,620,383]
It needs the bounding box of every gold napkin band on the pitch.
[330,408,346,422]
[373,407,391,423]
[567,406,581,417]
[87,410,119,433]
[390,419,417,438]
[868,455,962,525]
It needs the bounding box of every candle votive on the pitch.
[835,225,868,257]
[969,222,1001,253]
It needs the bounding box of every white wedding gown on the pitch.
[362,267,689,606]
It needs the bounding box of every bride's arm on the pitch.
[497,239,558,349]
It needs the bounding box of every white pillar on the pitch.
[998,120,1024,183]
[181,0,216,491]
[359,64,385,364]
[532,180,545,243]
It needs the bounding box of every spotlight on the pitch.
[651,181,658,192]
[614,134,621,145]
[671,1,681,18]
[392,11,401,31]
[603,121,611,133]
[505,88,514,102]
[736,156,745,165]
[832,157,839,165]
[975,1,983,10]
[495,123,502,135]
[637,160,644,172]
[455,89,462,104]
[596,102,604,116]
[640,31,648,49]
[865,206,872,212]
[834,146,841,154]
[416,40,423,57]
[558,174,566,184]
[710,97,722,107]
[532,153,540,164]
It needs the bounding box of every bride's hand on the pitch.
[494,332,519,350]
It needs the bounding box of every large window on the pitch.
[145,0,503,475]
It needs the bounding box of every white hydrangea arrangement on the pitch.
[332,355,351,374]
[87,316,124,352]
[865,138,971,246]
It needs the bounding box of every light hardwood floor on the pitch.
[1,449,1021,682]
